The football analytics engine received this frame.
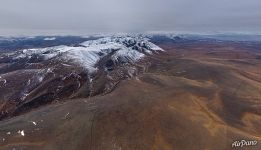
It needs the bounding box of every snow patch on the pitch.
[44,37,56,41]
[0,76,7,85]
[112,49,144,62]
[18,130,25,136]
[29,121,37,126]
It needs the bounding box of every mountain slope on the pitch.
[0,36,163,120]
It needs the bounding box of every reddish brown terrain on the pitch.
[0,37,261,150]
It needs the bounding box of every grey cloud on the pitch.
[0,0,261,35]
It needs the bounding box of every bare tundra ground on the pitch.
[0,41,261,150]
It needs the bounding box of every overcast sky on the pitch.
[0,0,261,35]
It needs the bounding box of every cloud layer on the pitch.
[0,0,261,35]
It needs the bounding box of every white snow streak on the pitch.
[44,37,56,41]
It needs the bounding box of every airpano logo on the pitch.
[232,140,257,148]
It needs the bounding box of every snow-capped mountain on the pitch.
[13,36,163,73]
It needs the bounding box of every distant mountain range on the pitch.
[1,33,261,51]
